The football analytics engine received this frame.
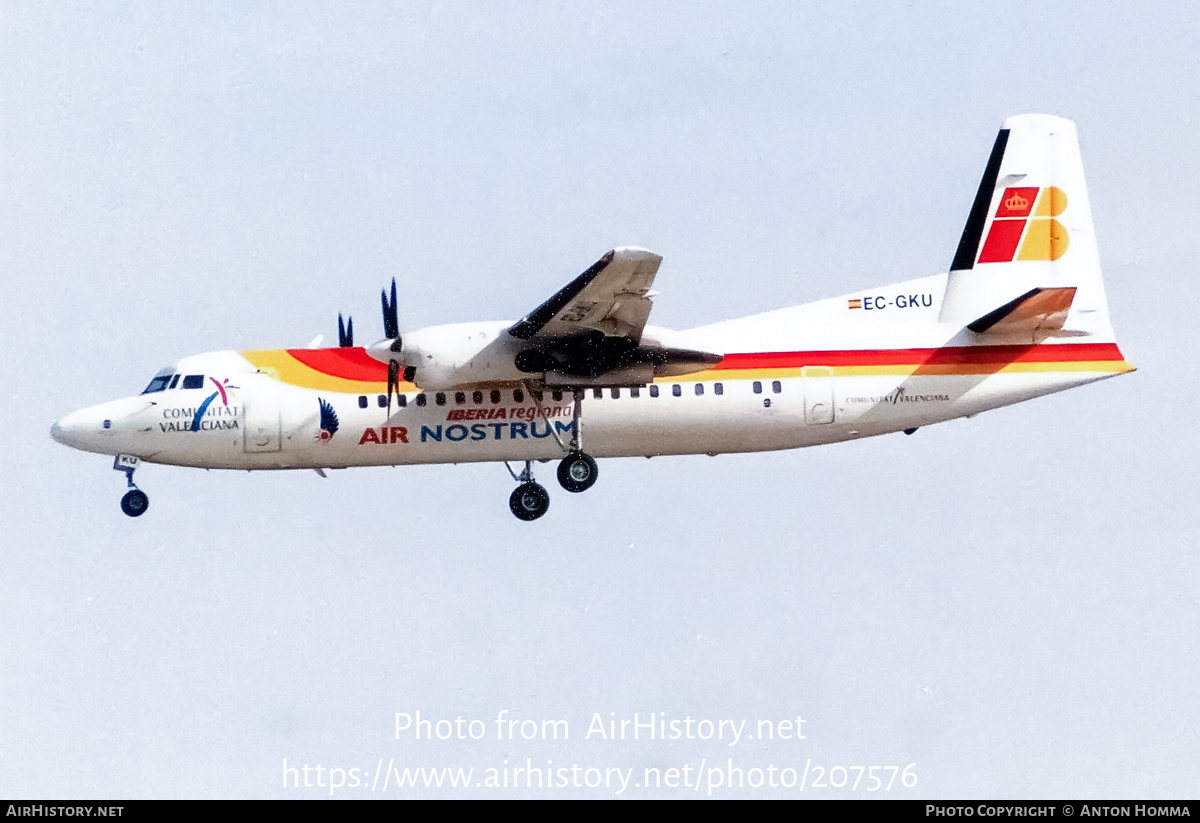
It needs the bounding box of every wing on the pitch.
[507,247,662,343]
[506,247,722,385]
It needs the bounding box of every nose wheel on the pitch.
[113,454,149,518]
[120,488,149,517]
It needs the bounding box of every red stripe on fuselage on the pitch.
[713,343,1125,370]
[281,343,1124,384]
[286,347,389,381]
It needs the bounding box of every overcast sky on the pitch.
[2,1,1197,798]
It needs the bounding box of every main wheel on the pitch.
[120,489,149,518]
[557,451,598,493]
[509,482,550,521]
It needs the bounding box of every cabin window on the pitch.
[473,390,484,405]
[181,374,206,390]
[753,381,763,394]
[416,394,427,407]
[611,388,620,399]
[593,388,603,399]
[490,390,501,404]
[359,396,369,409]
[714,382,724,396]
[630,387,640,398]
[142,369,173,394]
[552,390,563,402]
[772,380,782,394]
[695,384,704,396]
[672,384,681,397]
[377,395,387,407]
[455,391,466,405]
[649,385,660,398]
[435,392,446,406]
[398,395,407,408]
[168,374,181,389]
[514,389,524,403]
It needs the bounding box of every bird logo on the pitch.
[318,398,339,441]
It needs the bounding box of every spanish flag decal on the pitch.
[977,186,1069,264]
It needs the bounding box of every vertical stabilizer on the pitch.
[939,115,1114,340]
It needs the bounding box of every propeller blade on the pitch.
[382,278,399,339]
[387,358,400,417]
[338,313,354,348]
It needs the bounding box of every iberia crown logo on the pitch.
[1004,191,1028,212]
[977,186,1069,264]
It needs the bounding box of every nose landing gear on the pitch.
[113,454,149,518]
[120,488,149,517]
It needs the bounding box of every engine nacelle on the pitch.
[367,321,722,390]
[369,321,527,390]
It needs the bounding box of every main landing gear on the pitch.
[507,461,551,521]
[504,387,600,521]
[557,451,598,493]
[113,454,149,518]
[504,451,599,521]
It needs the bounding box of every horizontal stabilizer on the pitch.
[967,286,1076,338]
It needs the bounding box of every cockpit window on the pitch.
[141,368,175,394]
[168,374,181,389]
[181,374,206,390]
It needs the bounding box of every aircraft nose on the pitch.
[52,396,158,454]
[50,405,120,453]
[51,408,94,450]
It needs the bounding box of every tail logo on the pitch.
[1004,191,1029,212]
[977,186,1069,264]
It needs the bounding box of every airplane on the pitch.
[51,114,1134,521]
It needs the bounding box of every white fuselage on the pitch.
[50,273,1131,472]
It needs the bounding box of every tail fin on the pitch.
[939,115,1116,342]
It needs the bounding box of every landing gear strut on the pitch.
[506,460,550,521]
[530,385,600,495]
[114,454,149,518]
